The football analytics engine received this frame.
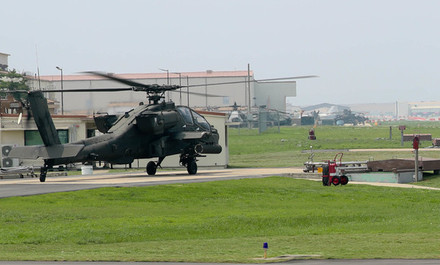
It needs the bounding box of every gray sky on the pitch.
[2,0,440,106]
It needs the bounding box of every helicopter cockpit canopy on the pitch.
[177,106,211,132]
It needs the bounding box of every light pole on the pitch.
[159,68,170,101]
[186,75,190,107]
[56,66,64,115]
[172,72,182,105]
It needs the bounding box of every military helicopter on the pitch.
[8,71,315,182]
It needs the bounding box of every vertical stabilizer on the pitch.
[28,91,61,146]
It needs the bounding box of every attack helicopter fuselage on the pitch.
[9,90,222,182]
[52,101,221,166]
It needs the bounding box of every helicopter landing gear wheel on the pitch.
[39,166,47,182]
[187,160,197,175]
[146,161,157,176]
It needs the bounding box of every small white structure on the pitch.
[0,52,10,71]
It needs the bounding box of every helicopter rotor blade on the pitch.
[0,89,29,94]
[83,71,183,92]
[255,75,318,82]
[184,75,318,88]
[34,72,316,97]
[82,71,151,88]
[170,89,223,98]
[42,87,223,97]
[39,87,134,93]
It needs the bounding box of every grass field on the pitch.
[3,123,440,262]
[1,177,440,262]
[228,125,440,167]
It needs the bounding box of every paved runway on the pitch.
[1,260,440,265]
[2,167,439,198]
[0,167,303,198]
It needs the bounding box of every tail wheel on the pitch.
[39,173,46,182]
[187,160,197,175]
[39,166,47,182]
[340,175,349,185]
[332,176,340,186]
[146,161,157,175]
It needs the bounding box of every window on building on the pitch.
[87,129,96,138]
[25,130,69,146]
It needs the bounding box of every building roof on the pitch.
[39,70,254,82]
[302,103,349,112]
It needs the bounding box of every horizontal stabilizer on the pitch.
[8,144,84,160]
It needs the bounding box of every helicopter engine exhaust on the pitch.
[194,144,204,153]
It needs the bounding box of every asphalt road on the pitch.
[1,260,440,265]
[1,167,438,198]
[0,167,303,198]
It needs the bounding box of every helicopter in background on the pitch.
[8,71,315,182]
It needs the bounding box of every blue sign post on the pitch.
[263,242,268,259]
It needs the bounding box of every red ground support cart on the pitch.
[322,153,349,186]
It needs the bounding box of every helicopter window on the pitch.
[177,107,194,125]
[191,110,211,131]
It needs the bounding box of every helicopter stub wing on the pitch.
[9,144,84,160]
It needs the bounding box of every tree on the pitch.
[0,69,30,100]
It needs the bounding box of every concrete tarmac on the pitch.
[1,167,440,198]
[1,260,440,265]
[0,167,304,198]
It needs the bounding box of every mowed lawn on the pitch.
[1,177,440,262]
[228,125,440,167]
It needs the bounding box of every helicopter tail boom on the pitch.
[8,144,84,160]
